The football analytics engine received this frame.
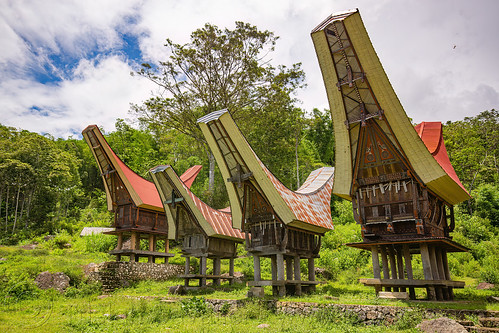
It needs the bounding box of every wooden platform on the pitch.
[359,278,465,288]
[109,249,175,258]
[179,274,235,288]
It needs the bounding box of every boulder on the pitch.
[35,271,70,292]
[247,287,265,298]
[477,282,495,290]
[416,317,467,333]
[169,285,186,295]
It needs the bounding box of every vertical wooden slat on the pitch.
[380,246,391,291]
[403,244,416,299]
[371,245,381,279]
[396,246,406,292]
[388,246,399,292]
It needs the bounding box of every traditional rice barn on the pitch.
[150,165,244,288]
[197,110,334,296]
[311,9,470,300]
[82,125,201,263]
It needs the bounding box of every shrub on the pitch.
[180,297,211,316]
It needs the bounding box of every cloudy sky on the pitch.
[1,0,498,138]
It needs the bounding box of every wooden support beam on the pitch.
[286,256,293,280]
[388,246,399,292]
[403,244,416,299]
[253,255,261,282]
[420,243,436,300]
[130,231,137,262]
[380,246,391,291]
[184,256,190,287]
[164,239,169,264]
[396,247,406,292]
[148,234,156,263]
[441,248,454,300]
[294,256,302,296]
[200,256,207,287]
[213,258,221,286]
[276,253,286,296]
[429,245,443,300]
[229,257,235,285]
[435,247,448,300]
[371,245,381,279]
[308,257,316,293]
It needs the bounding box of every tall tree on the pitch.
[131,22,305,193]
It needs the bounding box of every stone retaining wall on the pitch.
[85,261,185,291]
[204,299,499,325]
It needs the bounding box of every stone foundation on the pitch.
[84,261,185,291]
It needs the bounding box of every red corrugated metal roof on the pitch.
[167,167,244,240]
[415,122,468,193]
[261,163,335,230]
[83,125,201,209]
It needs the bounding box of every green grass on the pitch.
[1,242,498,332]
[0,295,417,332]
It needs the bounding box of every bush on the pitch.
[235,300,271,320]
[180,297,211,316]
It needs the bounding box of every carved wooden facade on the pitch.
[150,165,244,288]
[82,125,200,263]
[198,110,334,296]
[312,10,470,300]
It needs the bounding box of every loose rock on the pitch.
[477,282,495,290]
[416,317,467,333]
[34,271,70,292]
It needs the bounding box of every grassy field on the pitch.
[1,242,498,332]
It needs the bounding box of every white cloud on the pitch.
[0,0,498,138]
[1,56,157,137]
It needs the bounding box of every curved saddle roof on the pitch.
[415,122,468,194]
[311,9,470,205]
[82,124,201,212]
[150,165,244,241]
[198,109,334,234]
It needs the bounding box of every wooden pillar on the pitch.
[380,246,391,291]
[371,246,381,279]
[420,243,436,300]
[116,233,123,262]
[164,238,170,264]
[396,247,406,292]
[213,258,221,286]
[276,253,285,296]
[308,257,316,293]
[435,247,448,300]
[286,256,293,280]
[200,256,207,287]
[403,245,416,300]
[130,231,137,262]
[184,256,190,287]
[148,234,156,263]
[441,249,454,300]
[271,255,278,295]
[294,256,302,296]
[371,245,381,295]
[429,245,443,300]
[229,257,235,285]
[253,255,261,282]
[388,246,399,292]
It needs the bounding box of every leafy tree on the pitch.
[131,21,305,194]
[444,110,498,192]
